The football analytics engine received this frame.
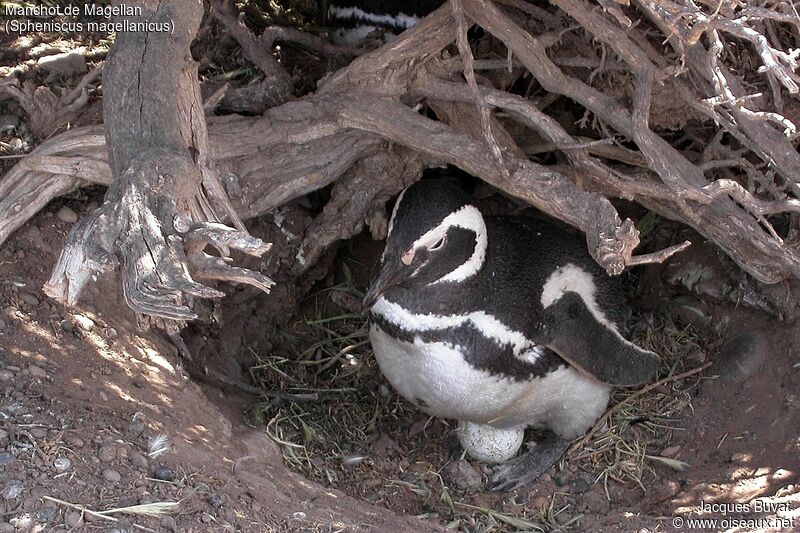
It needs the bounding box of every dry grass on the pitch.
[567,316,709,493]
[245,269,411,484]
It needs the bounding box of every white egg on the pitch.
[457,421,525,463]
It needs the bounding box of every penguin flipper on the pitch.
[538,291,659,387]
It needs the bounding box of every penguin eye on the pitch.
[429,236,446,251]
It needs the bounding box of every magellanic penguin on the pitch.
[363,179,660,491]
[325,0,444,44]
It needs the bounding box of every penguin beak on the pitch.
[363,251,413,311]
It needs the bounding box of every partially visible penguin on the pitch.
[363,179,660,491]
[322,0,444,44]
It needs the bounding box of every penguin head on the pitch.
[363,180,488,309]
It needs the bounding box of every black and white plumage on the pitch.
[326,0,443,43]
[363,179,660,490]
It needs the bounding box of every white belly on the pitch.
[369,324,611,438]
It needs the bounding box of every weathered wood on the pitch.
[1,0,799,308]
[44,0,273,320]
[210,0,294,109]
[1,67,101,138]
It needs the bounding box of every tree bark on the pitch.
[0,0,797,308]
[43,0,274,320]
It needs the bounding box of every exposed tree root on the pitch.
[2,0,800,319]
[43,0,274,320]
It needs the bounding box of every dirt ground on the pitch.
[1,4,799,531]
[0,195,798,533]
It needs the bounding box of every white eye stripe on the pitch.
[409,205,487,285]
[414,225,449,250]
[411,205,484,250]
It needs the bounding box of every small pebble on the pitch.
[8,137,22,151]
[106,327,118,339]
[531,495,549,509]
[102,469,121,483]
[35,506,59,523]
[0,370,13,381]
[64,511,83,528]
[152,465,175,482]
[53,457,71,472]
[773,468,792,480]
[64,435,84,448]
[568,477,591,494]
[2,479,23,500]
[19,293,40,307]
[207,493,225,508]
[160,516,177,531]
[661,445,680,457]
[98,391,109,402]
[28,365,47,379]
[130,452,148,469]
[583,491,611,514]
[60,319,74,332]
[30,427,47,438]
[442,460,483,490]
[73,315,95,332]
[0,453,15,465]
[10,516,32,530]
[98,445,116,462]
[56,206,79,224]
[340,454,365,468]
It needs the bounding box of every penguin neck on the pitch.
[380,275,480,317]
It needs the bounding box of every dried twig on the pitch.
[451,0,508,177]
[210,0,293,106]
[626,240,692,266]
[42,495,179,522]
